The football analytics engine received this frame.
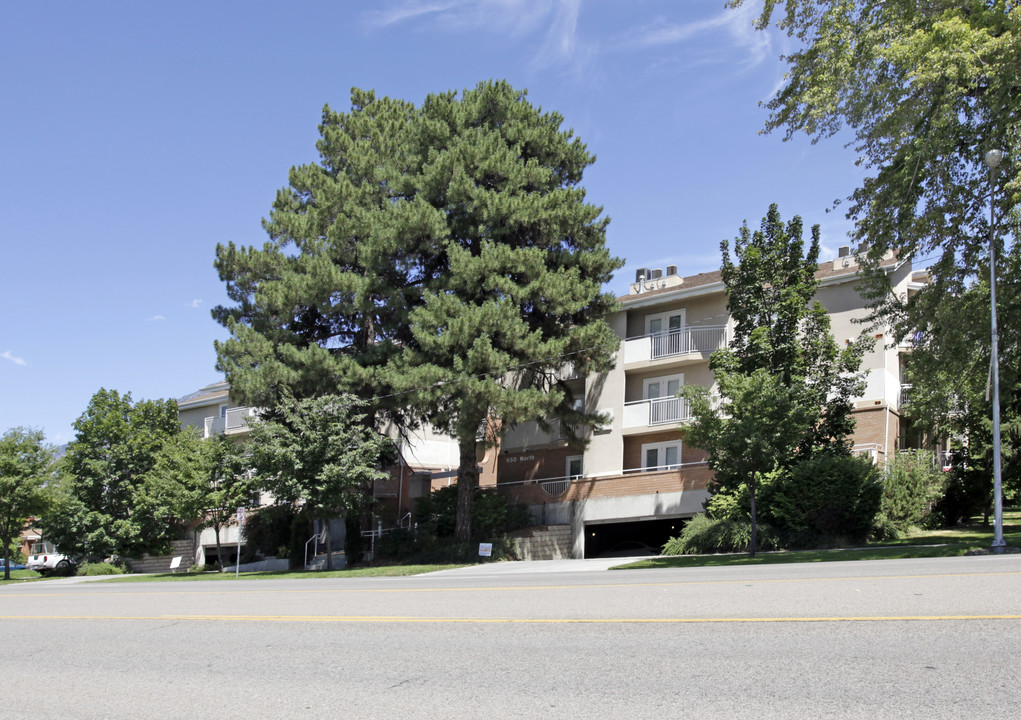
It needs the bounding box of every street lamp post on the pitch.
[984,148,1005,553]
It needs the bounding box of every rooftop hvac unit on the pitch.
[651,268,663,280]
[838,246,850,257]
[666,265,677,276]
[635,268,651,283]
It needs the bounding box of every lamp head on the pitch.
[984,149,1004,169]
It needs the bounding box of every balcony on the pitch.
[623,326,727,367]
[203,406,258,438]
[899,384,913,408]
[623,396,690,431]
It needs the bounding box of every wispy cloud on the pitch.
[147,315,166,322]
[2,350,27,366]
[618,3,772,71]
[363,0,472,28]
[363,0,591,73]
[190,299,203,309]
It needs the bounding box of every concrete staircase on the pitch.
[307,551,347,570]
[511,525,572,560]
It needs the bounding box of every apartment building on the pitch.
[176,380,498,552]
[493,249,927,559]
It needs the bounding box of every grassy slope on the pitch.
[616,510,1021,570]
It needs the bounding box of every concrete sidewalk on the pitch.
[418,556,648,576]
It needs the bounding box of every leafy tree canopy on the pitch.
[46,389,195,559]
[732,0,1020,374]
[0,427,53,579]
[685,204,866,555]
[734,1,1019,501]
[249,393,393,569]
[716,203,867,455]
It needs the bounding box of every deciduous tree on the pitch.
[46,389,194,559]
[683,205,866,555]
[733,0,1020,485]
[0,428,53,580]
[249,393,393,570]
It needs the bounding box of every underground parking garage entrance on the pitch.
[584,516,690,558]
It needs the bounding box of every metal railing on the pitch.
[202,406,258,437]
[623,396,690,426]
[225,406,257,431]
[650,326,727,360]
[539,477,572,497]
[304,527,327,569]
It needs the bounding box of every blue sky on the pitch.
[1,0,866,445]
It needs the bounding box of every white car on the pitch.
[26,541,74,576]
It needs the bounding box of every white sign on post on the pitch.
[478,542,493,557]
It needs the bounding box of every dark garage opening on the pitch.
[585,517,689,558]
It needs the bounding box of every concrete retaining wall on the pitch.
[511,525,572,561]
[124,538,198,574]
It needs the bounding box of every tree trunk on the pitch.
[748,481,758,558]
[214,523,224,572]
[455,437,479,543]
[2,543,10,581]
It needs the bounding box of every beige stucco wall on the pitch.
[624,294,729,338]
[582,312,626,477]
[179,404,220,432]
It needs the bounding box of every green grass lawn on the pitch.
[94,563,468,582]
[0,569,44,584]
[616,510,1021,570]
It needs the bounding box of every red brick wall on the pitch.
[851,404,900,462]
[498,446,576,484]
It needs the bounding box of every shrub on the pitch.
[661,513,779,555]
[376,528,419,561]
[704,470,783,522]
[243,503,300,560]
[415,485,531,541]
[76,561,126,576]
[930,455,988,527]
[878,450,945,530]
[770,453,881,546]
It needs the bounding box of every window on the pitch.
[219,405,229,419]
[643,374,683,400]
[566,455,583,479]
[645,309,685,336]
[641,374,685,425]
[641,441,681,471]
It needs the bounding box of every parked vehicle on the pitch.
[26,542,74,576]
[0,559,27,571]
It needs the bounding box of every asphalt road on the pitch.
[3,555,1020,719]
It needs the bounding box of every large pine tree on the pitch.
[214,81,621,541]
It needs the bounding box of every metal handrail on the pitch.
[495,461,711,489]
[304,528,327,569]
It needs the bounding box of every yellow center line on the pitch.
[1,614,1020,624]
[2,570,1019,600]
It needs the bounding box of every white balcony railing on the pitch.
[623,396,690,429]
[202,406,258,438]
[623,325,727,364]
